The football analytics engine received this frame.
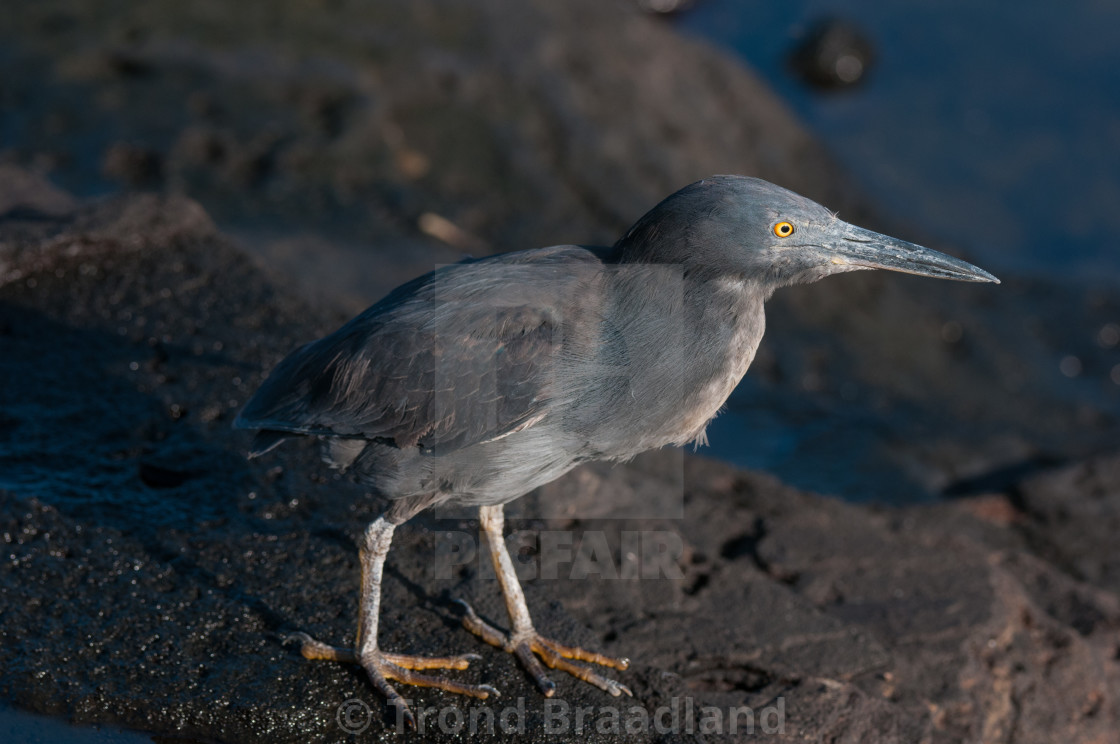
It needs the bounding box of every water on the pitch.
[0,704,152,744]
[677,0,1120,282]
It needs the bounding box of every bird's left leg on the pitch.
[458,504,631,698]
[289,515,497,727]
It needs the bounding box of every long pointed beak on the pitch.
[831,223,999,283]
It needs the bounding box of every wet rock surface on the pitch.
[1,0,1118,741]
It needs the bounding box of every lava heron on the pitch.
[235,176,997,724]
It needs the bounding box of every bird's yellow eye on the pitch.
[773,221,795,238]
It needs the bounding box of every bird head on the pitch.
[616,175,999,290]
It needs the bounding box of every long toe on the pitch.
[287,630,499,729]
[381,651,481,671]
[287,631,357,663]
[531,636,632,697]
[456,601,630,698]
[368,654,500,700]
[362,662,418,729]
[365,652,500,730]
[514,640,557,697]
[532,634,630,672]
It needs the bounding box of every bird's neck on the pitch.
[672,275,769,446]
[605,264,769,367]
[681,274,769,379]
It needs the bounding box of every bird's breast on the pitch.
[598,278,767,455]
[665,303,765,448]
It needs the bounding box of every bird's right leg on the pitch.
[290,515,498,728]
[458,504,631,698]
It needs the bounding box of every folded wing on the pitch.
[235,246,607,457]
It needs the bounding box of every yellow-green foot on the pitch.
[455,600,632,698]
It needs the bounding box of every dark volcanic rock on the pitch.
[1,188,1118,743]
[1014,452,1120,596]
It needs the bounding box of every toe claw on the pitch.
[283,631,314,646]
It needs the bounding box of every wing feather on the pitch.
[235,246,607,456]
